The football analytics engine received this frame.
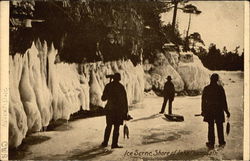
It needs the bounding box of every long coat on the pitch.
[102,81,128,125]
[201,83,229,123]
[163,81,175,100]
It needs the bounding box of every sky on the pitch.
[161,1,245,52]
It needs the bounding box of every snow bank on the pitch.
[9,40,145,148]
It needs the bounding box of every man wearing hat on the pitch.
[101,73,128,149]
[201,73,230,149]
[160,75,175,114]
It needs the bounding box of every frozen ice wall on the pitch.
[9,54,28,148]
[80,60,144,106]
[9,40,145,148]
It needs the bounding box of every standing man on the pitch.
[101,73,128,149]
[160,76,175,114]
[201,73,230,149]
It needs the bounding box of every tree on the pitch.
[205,43,222,70]
[197,43,244,71]
[171,0,179,33]
[182,4,201,39]
[240,49,244,70]
[10,0,36,54]
[188,32,204,51]
[167,0,189,33]
[10,0,172,64]
[182,4,201,51]
[161,23,183,45]
[130,1,172,62]
[10,0,35,20]
[222,46,227,55]
[165,0,201,49]
[234,46,240,55]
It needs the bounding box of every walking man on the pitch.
[101,73,128,149]
[201,73,230,149]
[160,76,175,114]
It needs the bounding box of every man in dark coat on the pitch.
[101,73,128,149]
[160,76,175,114]
[201,73,230,149]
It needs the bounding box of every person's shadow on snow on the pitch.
[131,113,161,122]
[67,145,113,160]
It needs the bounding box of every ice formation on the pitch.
[150,65,185,92]
[144,51,210,93]
[177,54,210,91]
[144,52,185,92]
[9,40,145,148]
[9,55,28,148]
[164,51,179,69]
[19,52,42,133]
[9,39,209,148]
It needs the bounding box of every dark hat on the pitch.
[113,73,121,81]
[166,76,172,80]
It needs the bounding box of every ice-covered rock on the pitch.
[144,50,210,94]
[164,51,179,69]
[179,51,194,63]
[162,43,180,69]
[143,59,153,72]
[145,52,184,92]
[177,54,210,91]
[150,65,184,92]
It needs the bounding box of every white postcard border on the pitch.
[0,1,9,161]
[0,1,249,160]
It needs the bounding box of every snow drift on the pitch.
[9,40,145,148]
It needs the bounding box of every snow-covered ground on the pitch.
[9,71,243,160]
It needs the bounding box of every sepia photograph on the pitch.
[1,0,249,160]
